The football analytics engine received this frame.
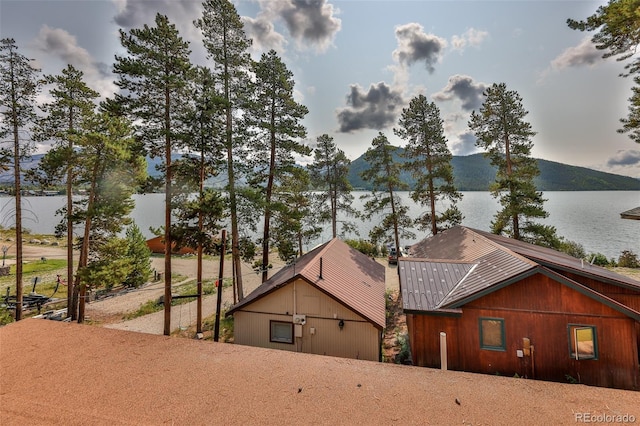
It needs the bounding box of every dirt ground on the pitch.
[7,241,408,361]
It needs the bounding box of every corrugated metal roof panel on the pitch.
[399,259,475,311]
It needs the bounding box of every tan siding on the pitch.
[233,279,381,361]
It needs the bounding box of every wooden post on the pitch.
[214,230,226,342]
[440,332,447,371]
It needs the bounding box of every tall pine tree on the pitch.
[247,50,309,282]
[395,95,462,236]
[468,83,560,247]
[0,38,40,321]
[36,64,99,319]
[113,13,192,334]
[360,132,414,253]
[195,0,253,301]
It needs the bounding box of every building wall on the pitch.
[233,279,381,361]
[408,273,640,390]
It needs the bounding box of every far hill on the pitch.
[348,149,640,191]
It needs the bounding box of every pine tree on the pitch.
[359,132,414,253]
[308,134,358,238]
[247,50,309,282]
[123,223,152,289]
[35,64,99,319]
[468,83,560,247]
[0,38,40,321]
[568,0,640,143]
[114,13,192,334]
[73,111,147,322]
[195,0,253,301]
[395,94,462,236]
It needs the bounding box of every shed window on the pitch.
[479,317,505,351]
[270,321,294,344]
[568,324,598,360]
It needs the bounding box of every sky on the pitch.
[1,0,640,179]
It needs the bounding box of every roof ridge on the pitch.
[435,262,478,309]
[298,238,336,279]
[464,227,538,267]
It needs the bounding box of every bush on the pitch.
[344,239,378,257]
[0,305,14,326]
[586,252,615,267]
[618,250,639,268]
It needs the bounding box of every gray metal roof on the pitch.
[403,227,537,312]
[227,238,386,328]
[402,226,640,314]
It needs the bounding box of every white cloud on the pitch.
[451,28,488,52]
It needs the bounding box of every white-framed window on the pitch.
[568,324,598,360]
[270,320,294,344]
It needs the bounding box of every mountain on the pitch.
[4,150,639,191]
[348,149,640,191]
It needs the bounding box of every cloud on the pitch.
[31,25,116,98]
[432,74,488,111]
[256,0,341,53]
[392,23,447,73]
[451,28,488,51]
[550,36,602,70]
[242,16,287,53]
[450,131,479,156]
[606,150,640,167]
[336,82,405,133]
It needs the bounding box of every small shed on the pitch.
[145,236,196,255]
[401,226,640,390]
[226,238,386,362]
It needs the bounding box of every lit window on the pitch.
[270,321,294,344]
[479,318,505,351]
[568,325,597,360]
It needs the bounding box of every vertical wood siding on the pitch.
[409,274,640,390]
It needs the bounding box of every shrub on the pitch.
[586,253,614,267]
[618,250,639,268]
[344,239,378,257]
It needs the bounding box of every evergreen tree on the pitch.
[73,111,147,322]
[35,64,99,319]
[395,95,462,236]
[468,83,560,247]
[308,134,358,238]
[568,0,640,143]
[272,167,322,260]
[123,223,152,289]
[113,13,192,334]
[0,38,40,321]
[359,132,414,253]
[247,50,309,282]
[195,0,253,301]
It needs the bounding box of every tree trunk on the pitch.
[12,101,23,321]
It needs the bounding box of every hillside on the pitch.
[4,150,639,192]
[348,149,640,191]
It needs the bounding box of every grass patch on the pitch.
[0,259,68,297]
[123,299,162,320]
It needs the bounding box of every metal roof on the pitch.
[227,238,386,328]
[402,226,640,314]
[403,227,537,311]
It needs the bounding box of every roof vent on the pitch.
[319,257,323,279]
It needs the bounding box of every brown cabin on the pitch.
[146,236,196,256]
[400,226,640,390]
[226,238,386,362]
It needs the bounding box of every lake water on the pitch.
[2,191,639,260]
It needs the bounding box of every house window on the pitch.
[479,317,505,351]
[270,321,294,344]
[568,324,598,360]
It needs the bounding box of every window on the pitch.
[479,317,506,351]
[270,321,294,344]
[568,324,598,360]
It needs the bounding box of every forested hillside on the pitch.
[348,149,640,191]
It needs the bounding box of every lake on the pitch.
[2,191,639,260]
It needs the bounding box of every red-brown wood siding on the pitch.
[556,269,640,312]
[409,273,640,390]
